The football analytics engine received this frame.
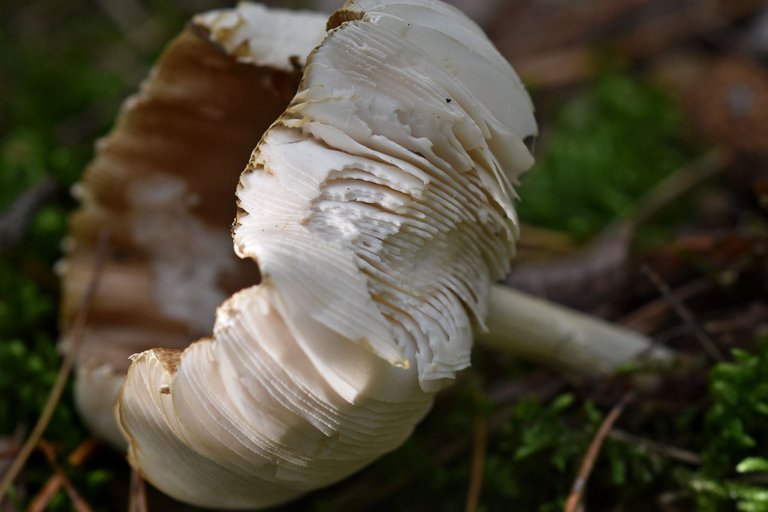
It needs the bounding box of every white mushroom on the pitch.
[60,1,666,509]
[116,1,536,507]
[59,3,328,449]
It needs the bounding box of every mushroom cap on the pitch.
[234,1,537,392]
[65,1,536,509]
[61,4,326,447]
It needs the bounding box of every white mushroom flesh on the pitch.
[60,5,327,449]
[113,0,537,508]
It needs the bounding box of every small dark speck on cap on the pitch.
[446,98,452,103]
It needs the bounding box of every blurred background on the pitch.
[1,0,767,510]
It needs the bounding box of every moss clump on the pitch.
[517,73,690,240]
[692,341,768,512]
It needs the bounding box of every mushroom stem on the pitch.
[479,285,670,377]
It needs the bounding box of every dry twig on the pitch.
[619,277,713,333]
[128,468,148,512]
[28,441,93,512]
[607,428,701,466]
[564,392,634,512]
[0,177,58,254]
[625,149,728,229]
[26,438,99,511]
[641,265,724,361]
[464,415,488,512]
[0,229,110,502]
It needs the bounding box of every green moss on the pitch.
[691,341,768,511]
[477,393,592,511]
[0,9,128,506]
[517,73,691,240]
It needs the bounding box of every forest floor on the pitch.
[1,0,767,511]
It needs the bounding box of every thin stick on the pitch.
[619,277,712,331]
[128,468,148,512]
[27,439,99,511]
[0,229,110,502]
[29,441,93,512]
[641,265,724,361]
[28,470,64,512]
[464,415,488,512]
[564,392,634,512]
[65,439,99,467]
[624,149,727,229]
[607,428,701,466]
[0,177,59,254]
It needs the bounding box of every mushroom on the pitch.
[60,0,666,509]
[60,3,328,449]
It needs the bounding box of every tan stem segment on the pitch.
[479,285,669,376]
